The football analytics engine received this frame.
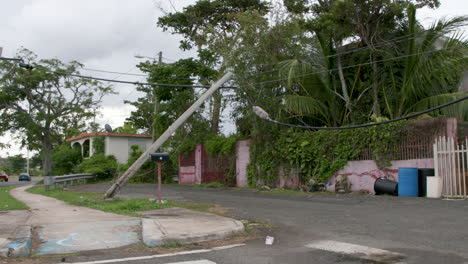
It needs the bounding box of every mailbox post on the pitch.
[150,153,170,203]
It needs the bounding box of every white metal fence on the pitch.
[433,137,468,199]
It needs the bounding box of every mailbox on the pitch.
[151,153,170,162]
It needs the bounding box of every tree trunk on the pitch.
[42,130,53,176]
[371,55,381,117]
[211,90,222,134]
[336,41,352,119]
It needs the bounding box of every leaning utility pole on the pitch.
[104,72,233,198]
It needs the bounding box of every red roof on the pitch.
[66,132,152,142]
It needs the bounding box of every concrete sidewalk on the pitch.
[0,185,244,257]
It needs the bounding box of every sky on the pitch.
[0,0,467,157]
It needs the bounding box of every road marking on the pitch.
[164,261,216,264]
[63,244,245,264]
[305,240,405,263]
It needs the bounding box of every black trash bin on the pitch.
[374,177,398,196]
[418,168,435,197]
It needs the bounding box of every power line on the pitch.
[27,64,238,89]
[81,67,199,81]
[252,46,460,86]
[254,95,468,130]
[240,24,467,79]
[0,57,22,62]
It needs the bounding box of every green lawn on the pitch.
[27,186,215,217]
[0,187,29,210]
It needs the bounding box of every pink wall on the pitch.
[447,118,457,138]
[195,144,202,184]
[332,159,434,193]
[234,140,299,189]
[179,166,196,184]
[236,140,250,187]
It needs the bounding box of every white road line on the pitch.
[62,244,245,264]
[164,261,216,264]
[212,244,246,251]
[305,240,405,263]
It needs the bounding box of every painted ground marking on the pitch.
[63,244,245,264]
[305,240,405,263]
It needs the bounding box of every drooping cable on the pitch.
[253,95,468,130]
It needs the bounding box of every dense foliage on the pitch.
[51,143,82,175]
[78,154,118,181]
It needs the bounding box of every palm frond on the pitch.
[408,92,468,120]
[284,95,330,122]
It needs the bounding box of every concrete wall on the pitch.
[178,148,197,184]
[236,140,250,187]
[234,141,299,189]
[105,136,152,164]
[332,159,434,193]
[105,137,129,164]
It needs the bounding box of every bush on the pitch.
[77,154,118,181]
[51,143,82,175]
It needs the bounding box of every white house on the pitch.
[66,133,152,164]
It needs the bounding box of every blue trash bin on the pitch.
[398,167,419,197]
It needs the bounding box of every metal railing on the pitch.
[44,173,95,192]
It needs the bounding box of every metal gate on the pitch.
[433,137,468,199]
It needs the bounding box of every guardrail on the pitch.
[44,173,95,192]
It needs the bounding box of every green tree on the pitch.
[282,0,445,120]
[125,58,213,144]
[280,0,467,124]
[382,6,468,119]
[0,49,114,176]
[157,0,269,134]
[114,122,138,134]
[4,154,26,174]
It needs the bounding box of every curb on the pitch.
[0,225,32,257]
[141,218,244,247]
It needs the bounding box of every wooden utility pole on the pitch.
[104,72,233,198]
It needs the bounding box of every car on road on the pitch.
[0,173,8,182]
[18,173,31,181]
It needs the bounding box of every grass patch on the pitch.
[27,186,219,217]
[27,186,174,217]
[0,187,29,210]
[172,202,213,213]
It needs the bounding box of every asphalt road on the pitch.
[0,176,42,187]
[55,184,468,264]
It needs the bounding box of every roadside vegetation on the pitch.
[27,186,216,217]
[0,187,29,210]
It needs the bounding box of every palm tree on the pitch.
[281,32,349,127]
[382,5,468,120]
